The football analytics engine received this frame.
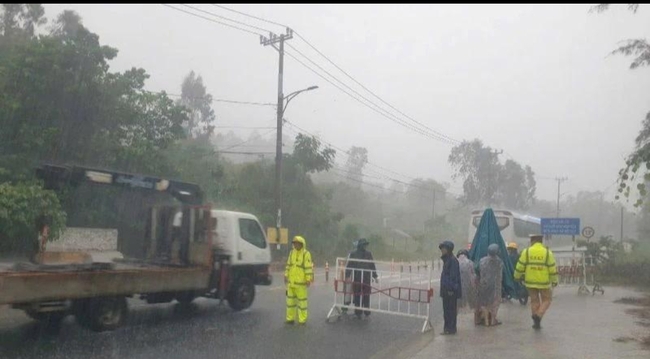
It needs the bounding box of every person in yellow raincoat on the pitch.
[514,234,558,330]
[285,236,314,325]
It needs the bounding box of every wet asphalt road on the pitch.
[0,269,440,359]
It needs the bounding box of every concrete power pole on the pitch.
[261,28,293,252]
[555,177,568,217]
[432,190,436,220]
[620,206,624,243]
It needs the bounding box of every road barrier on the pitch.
[554,250,604,295]
[326,257,434,333]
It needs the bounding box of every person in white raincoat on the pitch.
[477,243,504,326]
[456,249,477,312]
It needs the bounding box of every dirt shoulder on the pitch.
[614,293,650,348]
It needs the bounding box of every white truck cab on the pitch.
[173,209,272,290]
[211,210,271,266]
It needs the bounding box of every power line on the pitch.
[284,120,437,188]
[216,128,276,151]
[183,4,455,145]
[162,4,263,36]
[208,4,459,144]
[210,4,289,29]
[283,121,462,197]
[291,30,459,145]
[160,92,275,107]
[283,49,456,146]
[284,46,456,145]
[215,126,276,130]
[218,151,274,155]
[179,4,273,34]
[329,167,406,194]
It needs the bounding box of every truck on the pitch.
[0,164,272,332]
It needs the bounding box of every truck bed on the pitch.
[0,260,211,305]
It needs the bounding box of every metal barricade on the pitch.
[554,250,604,295]
[326,257,434,333]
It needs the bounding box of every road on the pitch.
[0,268,440,359]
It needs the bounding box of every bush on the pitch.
[0,183,66,255]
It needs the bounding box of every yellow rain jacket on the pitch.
[285,236,314,286]
[514,242,558,289]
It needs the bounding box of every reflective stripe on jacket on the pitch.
[285,236,314,286]
[514,243,558,289]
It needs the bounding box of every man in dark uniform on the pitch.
[439,240,461,335]
[345,238,378,319]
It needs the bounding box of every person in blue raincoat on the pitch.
[439,240,461,335]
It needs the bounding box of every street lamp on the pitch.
[274,85,318,252]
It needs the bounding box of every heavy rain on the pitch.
[0,3,649,359]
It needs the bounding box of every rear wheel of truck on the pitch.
[75,297,128,332]
[228,278,255,311]
[175,291,197,306]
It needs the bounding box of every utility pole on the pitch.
[555,177,568,217]
[432,190,436,220]
[261,28,293,253]
[620,206,624,243]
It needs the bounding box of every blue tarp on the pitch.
[468,208,518,298]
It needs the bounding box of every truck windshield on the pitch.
[239,218,267,249]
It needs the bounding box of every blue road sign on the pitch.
[541,218,580,236]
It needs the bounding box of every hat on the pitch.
[507,242,518,249]
[439,240,455,251]
[529,234,543,241]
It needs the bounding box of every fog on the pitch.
[37,4,649,202]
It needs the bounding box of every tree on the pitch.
[0,8,193,256]
[290,133,336,174]
[345,146,368,186]
[178,71,216,138]
[448,139,502,206]
[592,4,650,205]
[499,160,536,210]
[49,9,82,38]
[0,182,66,254]
[449,139,536,209]
[0,9,189,181]
[0,4,46,40]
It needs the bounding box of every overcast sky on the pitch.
[43,4,650,202]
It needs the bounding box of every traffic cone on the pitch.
[325,261,329,282]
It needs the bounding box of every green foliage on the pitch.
[0,182,66,253]
[0,4,46,40]
[291,133,336,174]
[0,8,189,182]
[449,139,501,205]
[342,223,360,241]
[345,146,368,185]
[178,70,216,138]
[592,4,650,205]
[578,235,625,266]
[448,139,536,209]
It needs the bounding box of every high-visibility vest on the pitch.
[514,243,558,289]
[285,244,314,286]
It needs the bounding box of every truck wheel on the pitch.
[228,278,255,311]
[76,297,127,332]
[176,291,197,306]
